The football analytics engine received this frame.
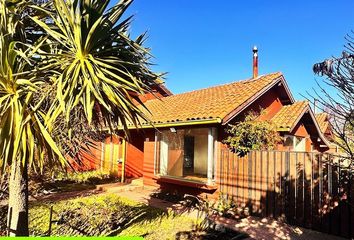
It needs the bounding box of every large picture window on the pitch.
[155,127,216,183]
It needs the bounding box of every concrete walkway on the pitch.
[115,186,345,240]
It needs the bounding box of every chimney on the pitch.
[313,98,317,114]
[252,46,258,78]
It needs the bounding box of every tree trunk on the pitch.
[7,159,29,236]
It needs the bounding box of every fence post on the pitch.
[266,151,269,216]
[248,151,252,205]
[48,206,53,236]
[294,152,298,223]
[285,151,290,221]
[231,150,235,200]
[220,150,223,194]
[318,153,324,230]
[225,151,232,201]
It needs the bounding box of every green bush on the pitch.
[224,110,281,156]
[55,170,116,185]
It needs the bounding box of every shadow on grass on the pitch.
[29,194,170,237]
[176,227,249,240]
[106,204,169,236]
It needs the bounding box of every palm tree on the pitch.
[1,0,159,235]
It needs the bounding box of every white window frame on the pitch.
[153,127,216,184]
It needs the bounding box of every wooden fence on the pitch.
[218,150,354,238]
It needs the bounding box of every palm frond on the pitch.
[32,0,159,136]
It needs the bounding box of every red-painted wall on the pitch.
[125,130,151,178]
[235,87,284,122]
[70,140,102,171]
[143,136,156,186]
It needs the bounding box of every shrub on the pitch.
[224,111,281,156]
[55,170,116,185]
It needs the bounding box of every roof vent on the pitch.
[253,46,258,78]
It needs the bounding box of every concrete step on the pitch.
[96,182,125,192]
[96,181,144,193]
[106,185,144,193]
[130,178,143,186]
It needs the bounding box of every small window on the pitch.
[284,135,294,149]
[284,135,305,152]
[294,136,305,152]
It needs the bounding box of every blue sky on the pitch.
[111,1,354,99]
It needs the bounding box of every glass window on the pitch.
[284,135,294,149]
[284,135,305,152]
[155,128,214,182]
[294,136,305,151]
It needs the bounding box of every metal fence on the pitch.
[218,150,354,238]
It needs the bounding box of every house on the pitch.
[315,112,340,153]
[81,48,334,197]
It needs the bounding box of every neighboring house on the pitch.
[271,101,331,152]
[315,112,341,153]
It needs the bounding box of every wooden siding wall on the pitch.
[102,136,121,175]
[143,140,156,186]
[79,132,147,179]
[218,150,354,238]
[125,131,146,178]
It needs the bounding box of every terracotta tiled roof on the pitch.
[271,101,309,131]
[315,113,329,133]
[139,72,283,125]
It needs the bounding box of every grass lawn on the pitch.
[119,210,196,240]
[28,193,198,239]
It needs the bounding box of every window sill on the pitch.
[153,175,218,191]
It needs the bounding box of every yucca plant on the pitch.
[31,0,159,135]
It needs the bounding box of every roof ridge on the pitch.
[293,100,309,104]
[315,112,327,116]
[145,72,283,103]
[281,100,309,107]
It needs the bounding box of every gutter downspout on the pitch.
[121,138,127,183]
